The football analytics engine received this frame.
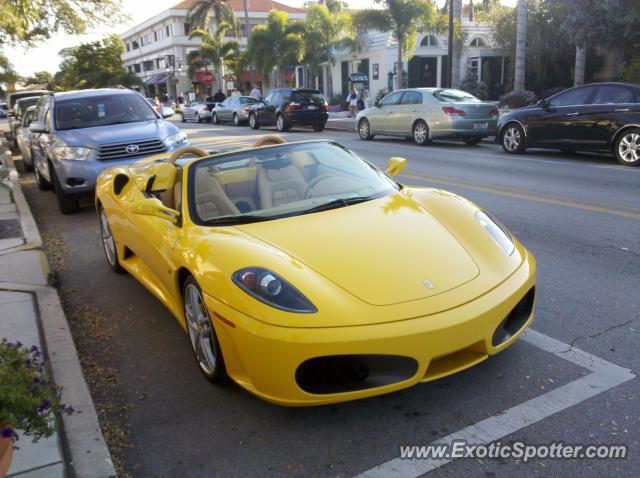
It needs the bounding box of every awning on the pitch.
[144,73,173,85]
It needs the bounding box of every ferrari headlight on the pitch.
[475,211,515,256]
[164,131,188,149]
[232,267,317,313]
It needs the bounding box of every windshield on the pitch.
[54,94,158,131]
[240,97,259,104]
[16,98,39,116]
[433,89,481,103]
[291,90,325,102]
[189,142,398,226]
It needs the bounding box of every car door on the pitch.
[261,90,280,125]
[31,98,53,181]
[369,91,404,134]
[222,98,235,121]
[527,86,596,148]
[395,91,422,134]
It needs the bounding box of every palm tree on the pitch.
[188,0,237,31]
[187,23,239,95]
[353,0,437,90]
[247,11,305,87]
[574,45,586,86]
[242,0,253,86]
[513,0,526,91]
[451,0,462,88]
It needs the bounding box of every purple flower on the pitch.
[38,400,51,412]
[31,345,40,354]
[1,427,15,439]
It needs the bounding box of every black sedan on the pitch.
[248,88,328,132]
[497,82,640,166]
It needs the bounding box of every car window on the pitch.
[264,92,275,103]
[433,89,480,103]
[54,93,157,131]
[379,92,403,107]
[239,97,259,105]
[22,110,35,127]
[292,90,324,102]
[221,98,231,107]
[400,91,422,105]
[547,87,594,107]
[591,85,636,104]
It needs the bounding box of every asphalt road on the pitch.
[8,117,640,477]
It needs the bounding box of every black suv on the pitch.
[248,88,328,132]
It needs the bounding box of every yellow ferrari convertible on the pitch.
[95,136,536,406]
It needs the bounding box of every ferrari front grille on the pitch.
[97,139,167,161]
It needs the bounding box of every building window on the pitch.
[469,37,487,47]
[420,35,438,47]
[184,23,191,36]
[469,57,479,79]
[133,64,141,73]
[132,40,139,49]
[126,43,130,52]
[372,63,379,80]
[143,61,154,72]
[153,31,158,41]
[166,25,172,37]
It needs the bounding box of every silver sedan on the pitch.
[356,88,498,146]
[212,96,260,126]
[180,100,213,123]
[16,106,37,171]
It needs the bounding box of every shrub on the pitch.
[0,340,73,445]
[498,90,537,109]
[538,86,565,100]
[375,88,389,102]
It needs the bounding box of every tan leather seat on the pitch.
[194,169,239,221]
[258,162,307,209]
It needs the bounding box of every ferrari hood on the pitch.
[236,192,480,306]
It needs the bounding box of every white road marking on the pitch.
[354,328,635,478]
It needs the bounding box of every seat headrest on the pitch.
[261,157,293,170]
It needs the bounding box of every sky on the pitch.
[6,0,516,78]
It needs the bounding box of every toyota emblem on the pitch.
[125,144,139,154]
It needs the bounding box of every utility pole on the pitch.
[447,0,453,88]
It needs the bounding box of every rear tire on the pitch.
[276,114,288,132]
[614,127,640,166]
[358,118,373,140]
[195,113,201,123]
[412,120,431,146]
[51,167,79,214]
[249,113,260,130]
[34,164,51,191]
[183,276,228,383]
[212,113,219,125]
[462,136,483,146]
[313,122,325,132]
[501,123,527,154]
[99,206,124,273]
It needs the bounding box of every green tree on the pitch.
[0,0,125,46]
[0,53,20,95]
[23,71,54,89]
[55,35,142,90]
[353,0,438,90]
[247,10,304,88]
[187,0,237,31]
[187,24,239,94]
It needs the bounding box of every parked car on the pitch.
[204,96,223,113]
[180,100,212,123]
[29,88,187,214]
[0,102,7,118]
[96,137,536,405]
[9,96,44,148]
[498,82,640,166]
[16,105,37,171]
[6,90,49,144]
[357,88,499,146]
[248,88,328,132]
[212,96,260,126]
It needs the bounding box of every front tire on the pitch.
[183,276,228,383]
[462,136,483,146]
[212,113,219,125]
[99,206,124,273]
[195,113,201,123]
[249,113,260,130]
[412,120,431,146]
[233,113,240,126]
[51,166,79,214]
[276,114,288,132]
[614,128,640,166]
[34,164,51,191]
[358,118,373,140]
[501,123,527,154]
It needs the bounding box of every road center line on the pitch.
[354,329,635,477]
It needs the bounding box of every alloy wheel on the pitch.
[413,122,428,145]
[503,126,521,152]
[100,209,117,268]
[277,115,284,131]
[359,119,370,139]
[249,114,256,128]
[184,283,218,376]
[618,133,640,163]
[233,113,239,126]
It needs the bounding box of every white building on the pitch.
[119,0,305,99]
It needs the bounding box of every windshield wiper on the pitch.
[301,196,374,215]
[202,214,274,226]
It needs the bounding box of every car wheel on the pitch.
[180,113,186,123]
[22,154,34,172]
[313,122,325,132]
[34,164,51,191]
[358,118,373,140]
[183,276,228,383]
[412,120,431,146]
[614,128,640,166]
[212,113,219,125]
[249,113,260,130]
[195,113,201,123]
[51,167,79,214]
[462,136,483,146]
[233,113,240,126]
[501,123,527,154]
[276,114,285,132]
[99,206,124,273]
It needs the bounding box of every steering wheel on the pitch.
[303,174,335,199]
[167,146,208,165]
[253,135,286,147]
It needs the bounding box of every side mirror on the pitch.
[537,99,549,109]
[374,100,380,108]
[131,197,179,224]
[160,106,174,118]
[386,157,407,177]
[29,121,47,133]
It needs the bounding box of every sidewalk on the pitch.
[0,139,116,477]
[325,113,355,132]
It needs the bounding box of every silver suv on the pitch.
[30,88,187,213]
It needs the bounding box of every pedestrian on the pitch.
[346,86,358,118]
[250,84,262,99]
[212,88,226,103]
[177,94,184,111]
[231,88,241,97]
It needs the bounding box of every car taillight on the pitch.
[287,102,303,111]
[442,106,466,116]
[489,107,499,116]
[243,106,250,113]
[322,101,328,112]
[203,106,210,112]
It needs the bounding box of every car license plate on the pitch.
[308,105,317,110]
[474,122,488,130]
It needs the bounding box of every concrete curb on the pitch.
[2,153,116,477]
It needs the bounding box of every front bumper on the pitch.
[204,250,536,406]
